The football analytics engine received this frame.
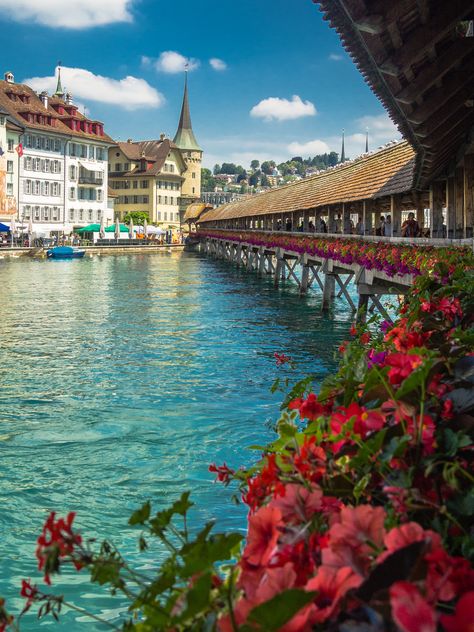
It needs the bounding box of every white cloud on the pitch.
[209,58,227,71]
[356,114,399,137]
[329,53,343,61]
[250,95,316,122]
[287,139,330,157]
[0,0,134,28]
[24,66,164,110]
[153,51,199,74]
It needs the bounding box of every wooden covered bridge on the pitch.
[185,0,474,318]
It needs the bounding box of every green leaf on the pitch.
[180,532,243,577]
[270,377,281,394]
[395,361,432,399]
[129,501,151,526]
[353,474,371,502]
[90,558,123,586]
[247,589,316,631]
[174,572,212,623]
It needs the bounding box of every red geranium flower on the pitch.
[36,512,83,585]
[242,505,283,567]
[440,591,474,632]
[386,352,423,386]
[389,581,436,632]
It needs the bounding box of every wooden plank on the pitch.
[378,0,473,74]
[464,153,474,238]
[394,38,474,105]
[455,167,465,239]
[390,194,401,236]
[429,180,445,238]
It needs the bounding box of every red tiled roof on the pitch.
[0,80,113,142]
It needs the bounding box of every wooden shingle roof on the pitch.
[199,141,415,223]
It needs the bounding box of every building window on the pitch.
[69,209,75,221]
[143,196,149,204]
[43,181,50,196]
[157,211,161,220]
[81,145,87,158]
[69,165,76,180]
[54,140,61,152]
[52,183,60,196]
[192,172,196,179]
[124,163,130,171]
[34,206,40,220]
[7,139,14,151]
[115,163,121,172]
[164,196,168,205]
[34,181,41,195]
[43,206,50,221]
[24,205,31,218]
[158,195,162,204]
[52,207,60,221]
[24,180,32,195]
[79,209,84,221]
[133,180,138,189]
[6,160,13,173]
[44,159,50,172]
[36,137,41,149]
[89,146,95,159]
[70,144,77,157]
[192,187,195,194]
[97,190,103,202]
[0,116,4,125]
[164,212,167,221]
[7,182,13,195]
[141,180,149,188]
[69,187,76,200]
[45,138,51,151]
[88,209,93,221]
[25,135,32,148]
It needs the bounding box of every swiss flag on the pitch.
[15,143,23,157]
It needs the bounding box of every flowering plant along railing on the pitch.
[1,251,473,631]
[197,230,471,278]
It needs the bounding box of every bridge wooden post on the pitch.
[455,167,464,238]
[274,249,284,288]
[446,176,456,238]
[258,246,266,275]
[300,253,309,296]
[430,181,445,238]
[321,260,335,311]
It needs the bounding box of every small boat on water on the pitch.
[46,246,85,259]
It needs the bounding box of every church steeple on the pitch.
[54,63,64,98]
[340,129,345,163]
[365,127,369,153]
[173,72,201,152]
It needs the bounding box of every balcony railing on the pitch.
[79,174,104,185]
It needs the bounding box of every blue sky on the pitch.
[0,0,400,168]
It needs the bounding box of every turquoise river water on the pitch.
[0,251,353,630]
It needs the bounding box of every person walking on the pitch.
[383,214,392,236]
[376,215,385,236]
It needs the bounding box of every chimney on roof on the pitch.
[65,92,73,105]
[127,138,133,143]
[160,132,166,141]
[4,71,14,83]
[40,90,49,108]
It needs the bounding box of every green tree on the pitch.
[213,164,221,175]
[250,159,260,171]
[201,168,218,192]
[123,211,149,225]
[261,160,276,175]
[248,173,259,187]
[260,173,270,187]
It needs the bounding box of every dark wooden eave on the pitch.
[315,0,474,188]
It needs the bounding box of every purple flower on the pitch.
[367,349,387,368]
[380,320,391,334]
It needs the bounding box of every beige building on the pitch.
[109,73,202,228]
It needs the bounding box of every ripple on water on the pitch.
[0,251,353,629]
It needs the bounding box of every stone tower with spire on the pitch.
[173,72,202,212]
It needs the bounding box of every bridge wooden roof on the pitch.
[198,141,415,223]
[314,0,474,188]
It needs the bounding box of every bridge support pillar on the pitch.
[274,250,284,288]
[322,273,336,311]
[258,247,265,276]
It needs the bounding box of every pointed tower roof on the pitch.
[340,129,345,163]
[173,72,201,152]
[54,65,64,98]
[365,128,369,153]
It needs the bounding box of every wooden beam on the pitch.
[446,176,456,238]
[455,166,465,239]
[421,109,474,149]
[415,85,474,137]
[394,38,474,105]
[354,14,384,34]
[377,0,473,75]
[405,60,474,124]
[429,180,445,238]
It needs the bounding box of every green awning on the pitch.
[76,224,101,233]
[105,224,129,233]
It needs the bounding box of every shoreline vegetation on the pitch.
[1,240,473,631]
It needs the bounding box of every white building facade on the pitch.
[0,71,113,238]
